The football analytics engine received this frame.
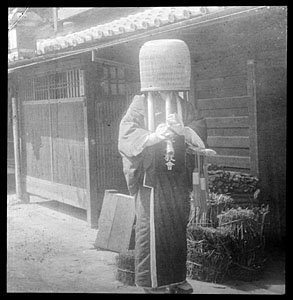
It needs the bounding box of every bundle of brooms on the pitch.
[186,205,269,283]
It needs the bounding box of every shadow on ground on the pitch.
[36,200,87,221]
[221,247,285,293]
[7,172,86,222]
[7,173,16,195]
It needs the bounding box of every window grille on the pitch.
[101,65,126,96]
[23,68,84,101]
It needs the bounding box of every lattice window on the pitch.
[101,65,126,96]
[24,78,35,101]
[23,68,84,101]
[35,75,49,100]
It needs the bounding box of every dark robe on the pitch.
[118,93,207,288]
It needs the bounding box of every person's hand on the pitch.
[144,123,173,147]
[155,123,174,140]
[166,113,184,136]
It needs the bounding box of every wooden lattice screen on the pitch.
[23,69,83,101]
[95,63,129,192]
[20,67,87,209]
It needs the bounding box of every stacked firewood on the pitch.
[207,167,259,195]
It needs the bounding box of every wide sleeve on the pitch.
[181,99,208,189]
[118,95,152,195]
[183,100,208,147]
[118,95,151,157]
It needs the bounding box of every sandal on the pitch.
[168,281,193,294]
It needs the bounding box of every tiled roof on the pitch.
[8,7,225,62]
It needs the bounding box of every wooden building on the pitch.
[8,6,286,241]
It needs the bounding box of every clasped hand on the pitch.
[155,113,184,140]
[145,113,185,147]
[166,113,185,136]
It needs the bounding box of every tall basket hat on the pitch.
[139,39,191,92]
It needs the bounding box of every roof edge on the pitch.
[8,6,269,73]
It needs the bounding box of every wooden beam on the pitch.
[198,96,249,110]
[12,97,22,200]
[207,136,250,148]
[52,8,58,33]
[25,176,87,209]
[200,107,249,118]
[83,56,99,228]
[207,128,249,137]
[211,147,250,157]
[12,96,28,202]
[91,55,136,70]
[207,155,250,169]
[22,97,85,105]
[247,60,259,176]
[206,116,249,128]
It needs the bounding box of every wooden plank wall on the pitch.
[188,7,287,241]
[22,103,52,180]
[95,98,128,191]
[51,101,86,189]
[255,47,287,241]
[18,58,88,209]
[194,55,253,173]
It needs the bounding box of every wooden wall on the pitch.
[255,48,286,241]
[193,55,254,173]
[95,99,128,191]
[51,101,86,188]
[183,7,287,240]
[22,103,52,180]
[18,57,88,210]
[94,62,129,193]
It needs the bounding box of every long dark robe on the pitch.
[118,93,207,288]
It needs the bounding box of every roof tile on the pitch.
[9,7,225,62]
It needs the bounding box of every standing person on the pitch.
[118,40,207,294]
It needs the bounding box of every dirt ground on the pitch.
[7,174,285,294]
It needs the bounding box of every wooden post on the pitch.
[11,96,27,202]
[247,60,259,177]
[83,56,99,228]
[52,8,58,33]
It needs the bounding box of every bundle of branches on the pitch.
[115,250,135,286]
[186,225,232,283]
[208,169,259,195]
[217,206,269,281]
[189,193,234,228]
[206,193,234,227]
